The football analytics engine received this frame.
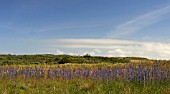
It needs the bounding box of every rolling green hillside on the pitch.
[0,54,152,65]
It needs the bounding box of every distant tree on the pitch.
[58,57,70,64]
[83,53,91,58]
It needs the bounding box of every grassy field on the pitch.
[0,78,169,94]
[0,62,169,94]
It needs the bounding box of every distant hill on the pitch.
[0,54,155,65]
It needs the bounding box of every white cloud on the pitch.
[56,49,65,55]
[94,49,101,53]
[106,5,170,38]
[42,39,170,59]
[82,49,102,56]
[107,48,132,57]
[83,51,96,56]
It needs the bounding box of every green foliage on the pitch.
[0,78,169,94]
[0,54,158,65]
[58,57,70,64]
[0,54,132,65]
[83,53,91,58]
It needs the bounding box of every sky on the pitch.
[1,0,170,59]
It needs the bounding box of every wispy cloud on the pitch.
[106,5,170,38]
[41,39,170,59]
[56,49,65,55]
[0,21,102,34]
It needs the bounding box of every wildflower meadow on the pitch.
[0,61,169,94]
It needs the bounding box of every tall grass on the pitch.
[0,78,169,94]
[0,62,169,94]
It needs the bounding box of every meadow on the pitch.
[0,61,169,94]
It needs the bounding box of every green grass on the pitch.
[0,78,169,94]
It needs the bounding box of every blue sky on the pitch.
[1,0,170,59]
